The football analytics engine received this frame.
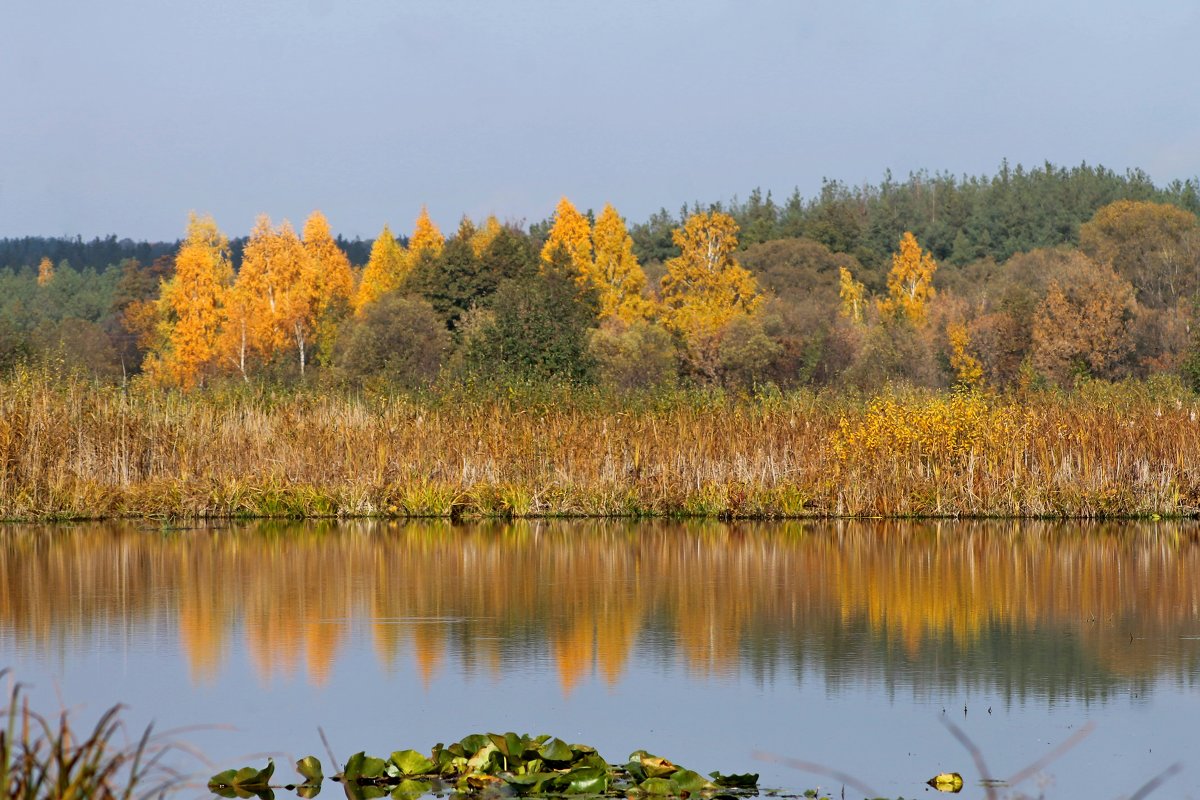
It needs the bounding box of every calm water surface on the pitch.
[2,520,1199,799]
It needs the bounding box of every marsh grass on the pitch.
[2,367,1200,520]
[0,670,180,799]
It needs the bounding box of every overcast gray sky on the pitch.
[2,0,1197,241]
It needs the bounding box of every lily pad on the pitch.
[388,750,435,778]
[209,760,275,792]
[564,766,609,795]
[639,777,677,795]
[296,756,323,784]
[537,736,574,763]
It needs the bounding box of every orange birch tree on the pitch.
[353,225,406,314]
[302,210,354,365]
[540,197,593,280]
[590,203,654,322]
[660,211,762,379]
[408,206,445,260]
[470,215,503,257]
[146,213,232,388]
[878,231,937,326]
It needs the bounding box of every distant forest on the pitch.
[2,160,1199,391]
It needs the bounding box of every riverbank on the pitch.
[2,370,1198,520]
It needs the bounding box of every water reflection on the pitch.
[3,519,1200,703]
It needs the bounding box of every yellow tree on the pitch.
[302,210,354,364]
[540,197,593,280]
[408,206,445,260]
[470,215,503,257]
[878,231,937,326]
[946,322,983,387]
[838,266,866,323]
[660,211,762,378]
[353,225,407,313]
[37,256,55,286]
[146,213,232,389]
[271,221,320,375]
[589,204,655,322]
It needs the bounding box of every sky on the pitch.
[1,0,1198,241]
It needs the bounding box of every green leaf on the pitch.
[296,756,323,784]
[670,769,715,793]
[210,761,275,792]
[503,772,561,795]
[564,766,609,794]
[709,772,759,789]
[388,750,435,777]
[209,769,239,788]
[638,753,677,779]
[466,741,500,773]
[459,734,491,755]
[578,753,610,771]
[537,737,574,763]
[639,777,677,795]
[360,756,388,780]
[343,752,367,782]
[296,785,322,799]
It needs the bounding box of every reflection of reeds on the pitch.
[3,521,1200,697]
[3,371,1200,519]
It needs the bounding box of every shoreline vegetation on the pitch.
[4,164,1200,523]
[2,369,1199,522]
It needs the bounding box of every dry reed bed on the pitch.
[1,371,1200,519]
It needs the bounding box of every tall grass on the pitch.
[0,670,178,799]
[1,367,1199,519]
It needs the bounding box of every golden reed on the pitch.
[1,368,1198,519]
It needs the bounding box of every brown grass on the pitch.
[1,368,1199,519]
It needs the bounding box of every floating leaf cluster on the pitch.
[208,732,760,799]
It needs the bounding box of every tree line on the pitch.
[2,160,1199,392]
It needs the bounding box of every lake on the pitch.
[2,520,1198,799]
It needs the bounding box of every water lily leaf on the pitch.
[709,772,759,789]
[639,754,677,779]
[389,750,435,777]
[459,734,491,755]
[342,753,366,782]
[440,756,468,777]
[518,758,545,776]
[563,766,609,795]
[503,772,560,794]
[297,756,323,784]
[209,769,239,788]
[670,769,715,793]
[343,753,387,782]
[296,784,321,799]
[537,737,574,763]
[639,777,677,795]
[390,779,432,799]
[210,761,275,793]
[466,741,500,773]
[488,731,528,760]
[577,753,610,771]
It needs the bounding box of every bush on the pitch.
[334,294,450,388]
